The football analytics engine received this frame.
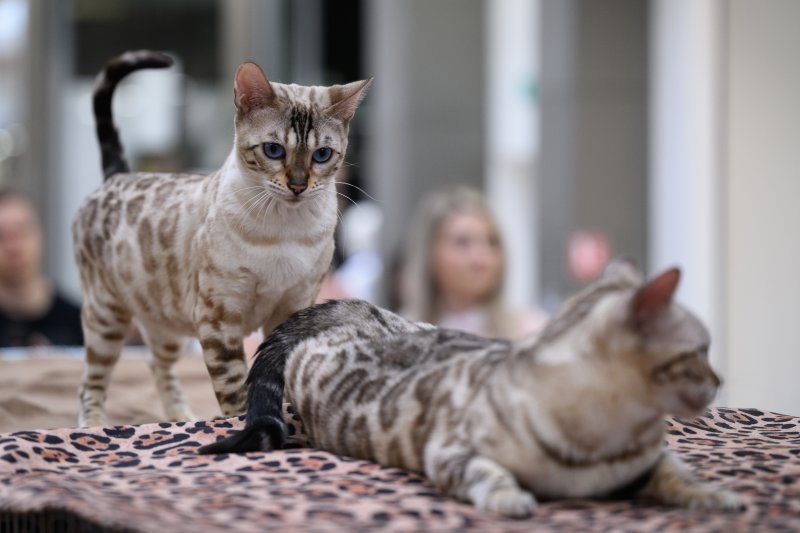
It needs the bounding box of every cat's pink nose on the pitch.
[289,183,307,195]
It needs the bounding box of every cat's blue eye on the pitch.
[312,147,333,163]
[263,143,285,159]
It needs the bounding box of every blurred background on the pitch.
[0,0,797,414]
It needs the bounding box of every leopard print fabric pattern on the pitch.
[0,408,798,531]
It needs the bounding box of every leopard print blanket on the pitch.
[1,407,798,532]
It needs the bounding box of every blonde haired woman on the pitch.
[399,187,546,339]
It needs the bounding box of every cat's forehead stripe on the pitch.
[289,105,315,147]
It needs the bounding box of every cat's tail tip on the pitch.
[115,50,173,71]
[197,415,287,455]
[93,50,174,180]
[102,50,173,79]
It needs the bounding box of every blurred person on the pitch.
[400,187,546,339]
[0,190,83,347]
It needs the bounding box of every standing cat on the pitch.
[200,259,741,517]
[73,50,371,426]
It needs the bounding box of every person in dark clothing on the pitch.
[0,191,83,347]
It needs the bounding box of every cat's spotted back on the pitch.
[201,259,741,517]
[73,50,371,426]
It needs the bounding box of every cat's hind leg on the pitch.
[140,326,196,422]
[78,299,131,427]
[637,452,743,512]
[428,447,537,518]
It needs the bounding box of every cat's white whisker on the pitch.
[237,189,269,216]
[250,193,270,226]
[334,207,349,252]
[259,196,275,224]
[334,191,360,210]
[232,185,269,195]
[236,189,272,231]
[334,180,380,203]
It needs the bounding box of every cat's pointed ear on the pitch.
[324,78,373,123]
[234,62,276,114]
[631,267,681,326]
[603,256,644,284]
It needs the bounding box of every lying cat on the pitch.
[199,259,741,517]
[73,50,370,425]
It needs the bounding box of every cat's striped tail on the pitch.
[93,50,173,181]
[197,331,291,455]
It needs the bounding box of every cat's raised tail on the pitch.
[93,50,173,180]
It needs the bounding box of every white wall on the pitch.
[541,0,649,311]
[649,0,725,376]
[651,0,800,415]
[724,0,800,415]
[485,0,540,310]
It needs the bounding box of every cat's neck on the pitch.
[484,357,662,467]
[499,330,664,448]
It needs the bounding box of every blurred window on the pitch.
[0,0,29,186]
[72,0,219,80]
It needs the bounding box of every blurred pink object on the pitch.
[315,273,351,304]
[568,230,610,282]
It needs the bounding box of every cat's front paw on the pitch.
[477,487,538,518]
[166,407,198,422]
[78,411,108,428]
[641,454,745,513]
[685,488,743,513]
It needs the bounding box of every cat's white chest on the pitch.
[209,197,334,278]
[195,185,336,334]
[251,242,323,286]
[222,227,333,330]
